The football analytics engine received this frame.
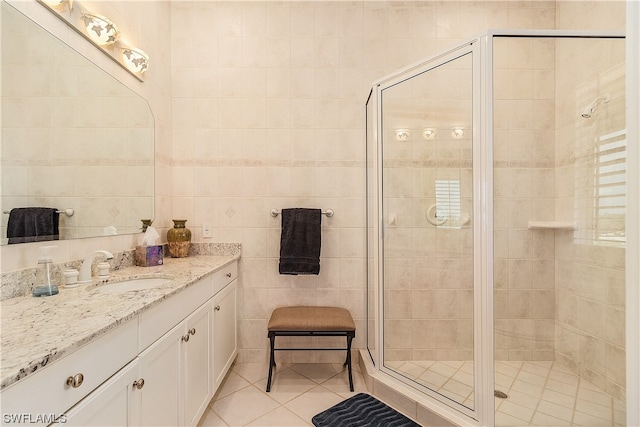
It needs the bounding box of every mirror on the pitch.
[1,1,154,245]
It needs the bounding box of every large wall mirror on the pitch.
[1,1,154,245]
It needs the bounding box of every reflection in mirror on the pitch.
[1,1,154,245]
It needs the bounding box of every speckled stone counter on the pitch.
[1,253,240,390]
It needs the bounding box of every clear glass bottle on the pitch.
[32,246,59,297]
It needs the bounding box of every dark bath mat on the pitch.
[312,393,421,427]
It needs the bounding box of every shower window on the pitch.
[435,179,462,229]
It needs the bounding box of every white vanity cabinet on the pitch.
[136,325,182,426]
[137,263,237,426]
[0,259,238,427]
[182,303,213,426]
[0,319,138,427]
[51,360,141,426]
[139,299,214,427]
[212,279,237,388]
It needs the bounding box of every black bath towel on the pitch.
[279,208,322,275]
[7,207,60,244]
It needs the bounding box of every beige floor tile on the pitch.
[209,361,622,427]
[197,409,228,427]
[284,385,345,422]
[321,370,368,398]
[496,361,523,377]
[214,371,251,400]
[577,386,613,406]
[232,362,270,384]
[503,389,539,410]
[574,399,612,420]
[530,411,571,426]
[545,378,579,396]
[211,385,280,426]
[499,400,534,423]
[288,363,345,384]
[515,370,547,387]
[263,367,317,404]
[572,410,611,426]
[495,410,531,426]
[429,361,459,377]
[541,388,576,409]
[246,407,311,427]
[536,400,574,422]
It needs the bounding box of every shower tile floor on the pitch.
[388,359,625,426]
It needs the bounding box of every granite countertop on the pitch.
[0,254,239,390]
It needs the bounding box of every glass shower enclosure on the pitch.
[366,31,627,426]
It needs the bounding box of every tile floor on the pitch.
[197,362,369,426]
[389,359,626,426]
[200,360,625,426]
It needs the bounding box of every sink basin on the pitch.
[95,277,172,294]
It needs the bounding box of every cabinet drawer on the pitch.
[213,262,237,295]
[139,276,212,351]
[1,319,138,426]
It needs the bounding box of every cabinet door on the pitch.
[212,280,238,388]
[138,324,182,427]
[53,360,139,427]
[182,303,212,426]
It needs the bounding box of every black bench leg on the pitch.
[266,333,276,392]
[345,333,354,392]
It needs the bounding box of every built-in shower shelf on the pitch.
[527,221,576,230]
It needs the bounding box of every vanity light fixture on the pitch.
[82,13,118,46]
[451,127,465,139]
[42,0,72,10]
[422,128,437,140]
[395,129,411,141]
[122,46,149,74]
[37,0,149,81]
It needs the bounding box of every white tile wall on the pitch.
[168,1,560,366]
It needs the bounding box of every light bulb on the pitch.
[422,128,437,140]
[395,129,410,141]
[451,128,465,139]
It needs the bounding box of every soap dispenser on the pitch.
[32,246,59,297]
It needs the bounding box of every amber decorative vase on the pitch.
[167,219,191,258]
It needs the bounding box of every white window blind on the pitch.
[593,129,626,244]
[435,179,461,228]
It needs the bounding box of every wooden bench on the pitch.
[266,306,356,392]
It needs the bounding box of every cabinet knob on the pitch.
[226,272,232,278]
[66,373,84,388]
[181,334,190,342]
[214,305,221,311]
[133,379,145,390]
[188,328,196,336]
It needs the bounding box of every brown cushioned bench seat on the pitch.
[266,306,356,392]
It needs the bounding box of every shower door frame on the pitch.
[367,29,631,427]
[370,37,489,425]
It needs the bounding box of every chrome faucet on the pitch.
[78,250,114,283]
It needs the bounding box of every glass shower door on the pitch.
[380,50,475,410]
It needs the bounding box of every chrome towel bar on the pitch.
[3,208,74,217]
[270,208,334,218]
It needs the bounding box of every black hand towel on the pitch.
[279,208,322,275]
[7,207,60,244]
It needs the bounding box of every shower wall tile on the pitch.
[493,37,557,362]
[552,9,626,397]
